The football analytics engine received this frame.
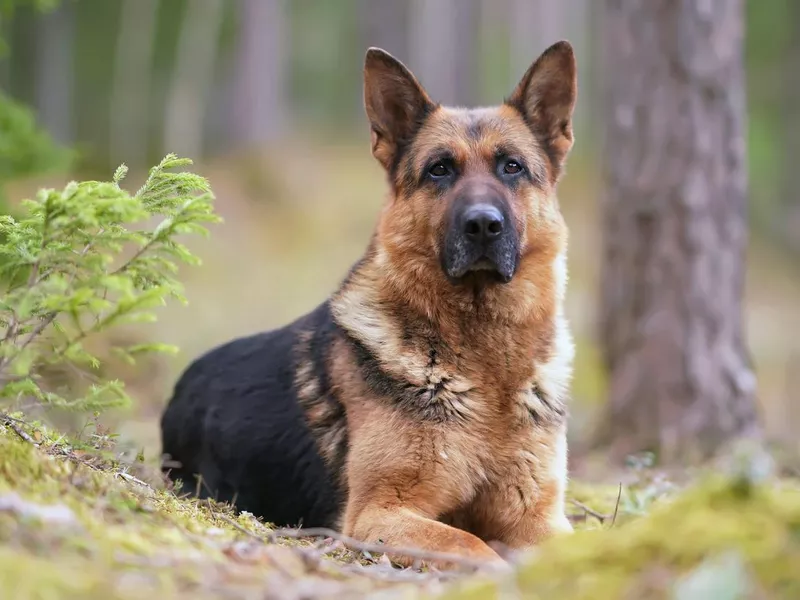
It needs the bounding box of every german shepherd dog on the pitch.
[160,40,578,570]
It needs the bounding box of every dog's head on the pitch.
[364,41,576,294]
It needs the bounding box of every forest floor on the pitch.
[2,414,800,600]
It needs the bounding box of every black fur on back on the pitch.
[159,301,344,528]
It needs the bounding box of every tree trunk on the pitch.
[35,2,74,146]
[597,0,759,463]
[162,0,225,161]
[781,0,800,254]
[508,0,590,139]
[231,0,287,148]
[360,0,410,60]
[407,0,479,106]
[509,0,570,79]
[109,0,159,170]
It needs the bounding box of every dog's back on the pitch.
[159,301,342,528]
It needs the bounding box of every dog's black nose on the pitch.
[463,204,504,243]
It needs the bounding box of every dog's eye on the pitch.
[428,162,450,178]
[503,160,522,175]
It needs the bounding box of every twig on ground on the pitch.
[218,516,496,573]
[204,498,217,520]
[610,482,623,527]
[218,515,463,584]
[268,526,496,572]
[220,514,260,540]
[312,536,342,554]
[1,414,39,446]
[569,499,610,523]
[0,412,30,425]
[116,471,150,488]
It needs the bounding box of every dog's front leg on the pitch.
[344,503,503,570]
[340,414,505,571]
[469,422,573,551]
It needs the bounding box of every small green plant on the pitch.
[0,154,221,413]
[619,451,679,516]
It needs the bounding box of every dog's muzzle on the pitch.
[442,200,519,284]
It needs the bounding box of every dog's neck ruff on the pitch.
[330,244,573,392]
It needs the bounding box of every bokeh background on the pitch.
[2,0,798,466]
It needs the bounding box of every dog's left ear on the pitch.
[506,40,577,179]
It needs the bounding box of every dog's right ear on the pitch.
[364,48,435,170]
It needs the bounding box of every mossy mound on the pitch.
[0,425,443,599]
[440,472,800,599]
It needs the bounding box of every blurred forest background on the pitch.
[1,0,798,469]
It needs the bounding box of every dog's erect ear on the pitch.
[364,47,435,170]
[506,40,577,179]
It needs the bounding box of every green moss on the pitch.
[567,480,623,515]
[0,426,288,599]
[0,426,439,598]
[440,475,800,600]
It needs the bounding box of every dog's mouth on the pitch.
[467,258,496,272]
[443,253,517,285]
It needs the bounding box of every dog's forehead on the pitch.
[426,105,530,142]
[408,105,546,176]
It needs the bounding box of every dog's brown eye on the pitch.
[429,163,449,178]
[503,161,522,175]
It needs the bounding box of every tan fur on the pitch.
[310,41,578,570]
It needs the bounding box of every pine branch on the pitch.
[0,154,221,413]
